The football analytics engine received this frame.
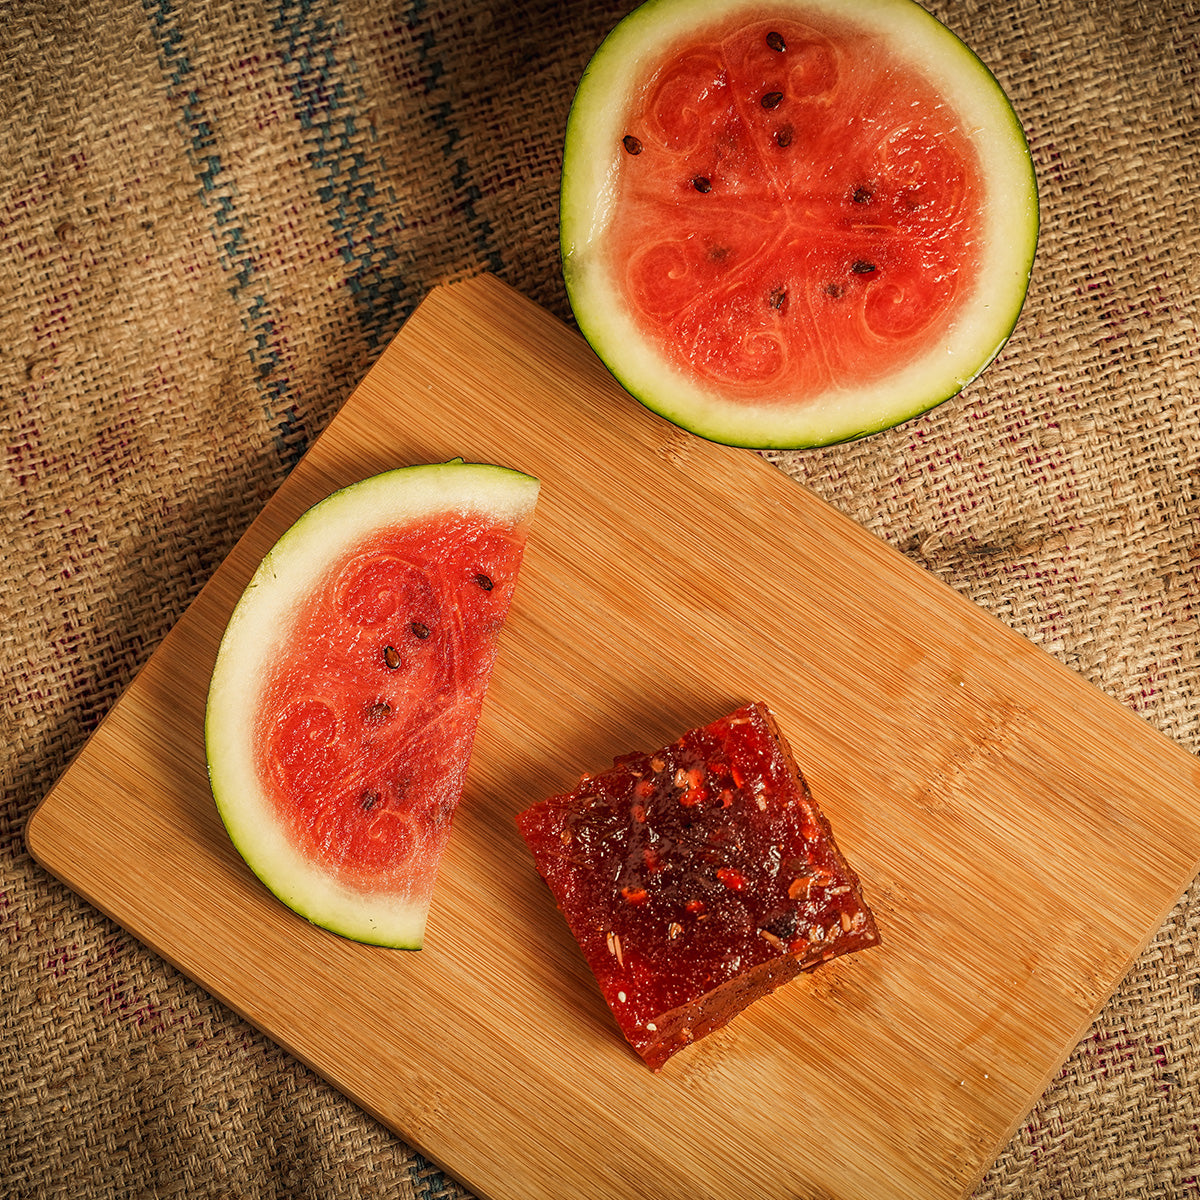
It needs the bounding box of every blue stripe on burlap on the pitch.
[273,0,412,350]
[142,0,308,469]
[270,0,505,349]
[409,1150,459,1200]
[404,0,505,275]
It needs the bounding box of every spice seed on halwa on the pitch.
[788,876,810,900]
[758,928,787,951]
[607,931,625,965]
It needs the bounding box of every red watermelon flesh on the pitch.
[258,513,525,891]
[614,16,980,396]
[516,702,880,1069]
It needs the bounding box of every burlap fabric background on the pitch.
[3,0,1198,1195]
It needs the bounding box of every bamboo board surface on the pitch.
[27,273,1200,1200]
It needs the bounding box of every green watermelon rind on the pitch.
[205,459,540,949]
[560,0,1039,450]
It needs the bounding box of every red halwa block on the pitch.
[516,702,880,1070]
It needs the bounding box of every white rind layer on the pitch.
[560,0,1039,449]
[205,460,539,948]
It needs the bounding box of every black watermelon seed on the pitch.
[382,644,401,669]
[692,176,712,193]
[761,91,784,110]
[775,125,794,148]
[766,31,786,52]
[411,621,431,639]
[623,134,643,155]
[852,185,873,204]
[852,260,877,274]
[474,572,494,591]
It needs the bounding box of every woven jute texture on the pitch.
[3,0,1198,1195]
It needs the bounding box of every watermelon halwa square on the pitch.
[516,702,880,1069]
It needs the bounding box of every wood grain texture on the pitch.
[27,274,1200,1200]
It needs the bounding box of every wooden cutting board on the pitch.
[28,273,1200,1200]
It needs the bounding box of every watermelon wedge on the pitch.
[205,460,539,948]
[560,0,1039,448]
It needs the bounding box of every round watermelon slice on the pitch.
[560,0,1039,448]
[205,460,539,948]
